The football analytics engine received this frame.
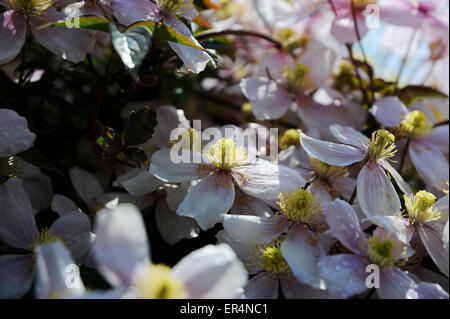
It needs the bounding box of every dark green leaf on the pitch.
[123,147,150,169]
[38,16,110,32]
[123,106,158,147]
[396,85,449,105]
[96,122,123,156]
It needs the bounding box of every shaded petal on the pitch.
[223,214,287,246]
[177,173,235,230]
[0,108,36,157]
[149,148,200,183]
[281,227,325,288]
[51,195,81,216]
[231,188,274,217]
[329,124,369,148]
[370,96,408,127]
[418,222,449,277]
[406,282,449,299]
[0,254,33,299]
[150,105,190,149]
[172,244,248,299]
[299,130,366,166]
[380,160,412,195]
[233,160,306,200]
[0,178,38,249]
[0,11,26,65]
[93,204,150,287]
[165,16,211,74]
[110,0,161,26]
[34,241,85,299]
[280,272,332,299]
[423,125,449,154]
[317,254,368,298]
[365,216,414,245]
[324,199,368,255]
[69,167,104,212]
[409,140,449,190]
[357,161,401,218]
[49,211,92,264]
[155,198,199,245]
[377,267,416,299]
[244,272,278,299]
[29,9,95,63]
[118,169,164,196]
[240,77,293,120]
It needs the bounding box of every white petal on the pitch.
[51,195,81,216]
[119,169,164,196]
[418,222,449,278]
[406,282,449,299]
[380,160,412,195]
[172,244,248,299]
[149,148,200,183]
[0,109,36,157]
[377,267,416,299]
[244,272,278,299]
[329,124,369,148]
[69,167,104,212]
[370,96,408,127]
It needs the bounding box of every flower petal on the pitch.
[177,173,235,230]
[380,160,412,195]
[149,148,200,183]
[69,167,104,212]
[0,254,34,299]
[423,125,449,154]
[110,0,161,26]
[357,162,401,217]
[370,96,408,127]
[377,267,416,299]
[418,222,449,278]
[244,272,279,299]
[172,244,248,299]
[299,130,366,166]
[329,124,369,148]
[0,108,36,157]
[406,282,449,299]
[0,11,26,65]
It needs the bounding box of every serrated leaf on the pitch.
[123,147,150,169]
[96,122,123,156]
[396,85,449,105]
[38,16,110,32]
[123,107,158,147]
[110,23,152,79]
[127,21,203,50]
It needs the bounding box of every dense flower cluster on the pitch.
[0,0,449,299]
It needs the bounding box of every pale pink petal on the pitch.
[109,0,161,26]
[0,109,36,157]
[409,140,449,190]
[365,216,414,244]
[0,254,34,298]
[240,77,293,120]
[299,38,337,87]
[177,173,235,230]
[257,51,292,82]
[421,125,449,154]
[222,214,287,246]
[329,124,369,148]
[357,161,401,218]
[418,222,449,277]
[93,204,150,287]
[299,130,366,166]
[370,97,409,127]
[324,199,368,255]
[172,244,248,299]
[317,254,368,298]
[377,267,417,299]
[230,188,273,217]
[149,148,200,183]
[380,159,412,195]
[0,11,26,65]
[0,178,38,250]
[331,14,368,43]
[244,272,278,299]
[155,198,199,245]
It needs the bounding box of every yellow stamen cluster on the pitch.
[4,0,53,14]
[397,111,433,139]
[367,236,396,267]
[352,0,377,9]
[309,158,348,179]
[404,190,442,225]
[275,29,309,52]
[157,0,193,15]
[278,189,322,224]
[204,138,247,170]
[28,229,63,265]
[279,129,300,151]
[248,241,289,275]
[367,129,397,161]
[284,63,314,90]
[135,264,188,299]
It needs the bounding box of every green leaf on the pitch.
[38,16,110,32]
[110,22,152,80]
[127,21,204,50]
[396,85,449,105]
[123,147,150,169]
[123,106,158,147]
[96,122,124,156]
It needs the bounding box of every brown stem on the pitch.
[196,30,283,49]
[398,138,410,175]
[434,120,449,127]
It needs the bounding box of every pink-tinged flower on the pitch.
[299,124,411,218]
[0,0,96,65]
[149,127,306,230]
[0,108,36,157]
[406,282,449,299]
[329,0,371,43]
[34,241,127,298]
[318,199,417,299]
[370,96,449,191]
[99,0,212,73]
[92,203,248,299]
[216,229,334,299]
[223,189,328,288]
[368,191,449,278]
[0,178,92,298]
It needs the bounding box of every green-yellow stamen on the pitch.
[135,264,188,299]
[5,0,53,14]
[278,189,322,224]
[279,129,300,150]
[367,236,395,267]
[367,129,397,161]
[309,158,348,179]
[204,138,247,170]
[397,111,433,138]
[248,241,289,275]
[404,190,442,225]
[283,63,314,90]
[157,0,193,15]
